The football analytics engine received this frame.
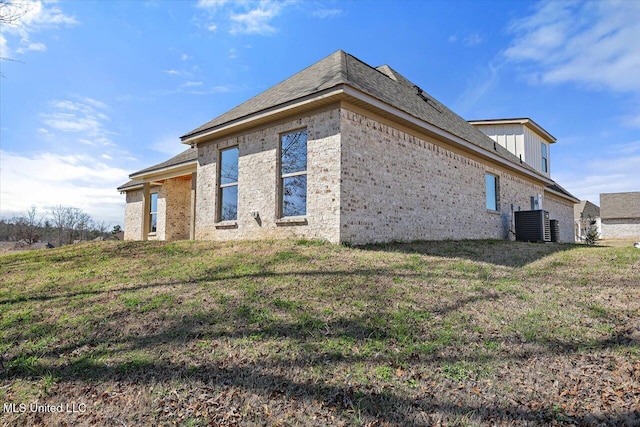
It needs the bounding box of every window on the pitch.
[485,173,498,211]
[219,147,239,221]
[280,129,307,217]
[541,143,548,173]
[149,192,158,233]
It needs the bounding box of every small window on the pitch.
[541,143,548,173]
[485,174,499,211]
[219,147,239,221]
[149,192,158,233]
[280,129,307,217]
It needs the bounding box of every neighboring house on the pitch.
[600,192,640,239]
[574,200,601,242]
[118,50,578,244]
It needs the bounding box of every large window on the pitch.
[280,129,307,217]
[149,192,158,233]
[541,143,548,173]
[219,147,239,221]
[485,173,499,211]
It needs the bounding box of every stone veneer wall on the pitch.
[543,192,576,242]
[601,219,640,239]
[339,108,550,244]
[194,107,342,243]
[124,189,143,240]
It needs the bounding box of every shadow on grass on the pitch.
[361,239,584,267]
[4,335,638,426]
[1,240,637,425]
[3,294,638,425]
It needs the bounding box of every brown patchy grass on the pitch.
[0,239,638,426]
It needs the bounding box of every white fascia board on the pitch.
[341,86,555,186]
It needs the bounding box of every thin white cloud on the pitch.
[504,1,640,93]
[0,150,128,226]
[553,140,640,203]
[197,0,231,9]
[448,32,483,47]
[181,81,203,88]
[150,136,185,156]
[196,0,293,36]
[1,0,77,57]
[312,8,342,19]
[153,83,244,96]
[230,5,280,35]
[40,98,113,145]
[454,63,499,114]
[463,33,483,47]
[163,69,180,76]
[17,41,47,53]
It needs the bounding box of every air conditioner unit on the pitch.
[515,210,551,242]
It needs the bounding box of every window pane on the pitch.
[150,193,158,214]
[150,214,157,233]
[220,147,239,185]
[485,174,497,211]
[541,144,548,172]
[220,185,238,221]
[281,130,307,175]
[282,175,307,217]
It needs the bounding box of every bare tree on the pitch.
[0,0,29,25]
[74,212,92,242]
[12,206,43,244]
[49,205,69,247]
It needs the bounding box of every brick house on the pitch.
[574,200,601,242]
[600,192,640,239]
[118,50,578,244]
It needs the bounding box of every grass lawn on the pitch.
[0,239,638,426]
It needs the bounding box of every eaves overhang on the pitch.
[181,83,555,187]
[180,86,347,145]
[544,186,580,204]
[468,118,557,144]
[129,160,197,182]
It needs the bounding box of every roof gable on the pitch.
[574,200,600,221]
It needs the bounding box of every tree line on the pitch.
[0,206,121,247]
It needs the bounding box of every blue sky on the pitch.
[1,0,639,227]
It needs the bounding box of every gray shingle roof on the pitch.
[117,179,143,192]
[117,147,197,192]
[600,192,640,220]
[180,50,577,200]
[131,147,197,177]
[181,50,540,176]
